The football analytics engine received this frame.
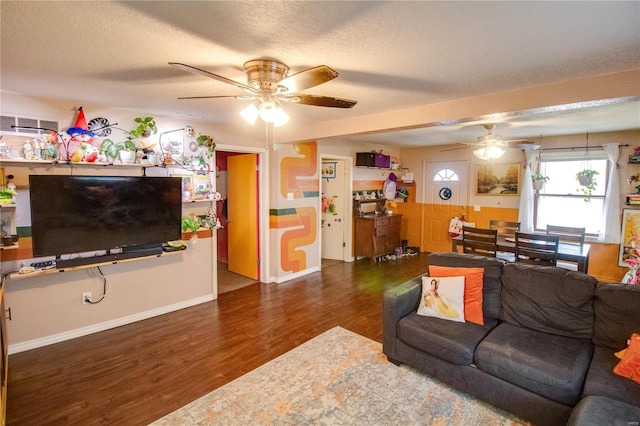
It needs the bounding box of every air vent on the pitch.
[0,115,59,134]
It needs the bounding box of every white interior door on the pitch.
[321,160,346,260]
[423,161,469,253]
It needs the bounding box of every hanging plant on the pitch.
[196,134,216,158]
[576,133,598,202]
[532,171,549,190]
[576,169,599,201]
[129,116,157,138]
[530,144,548,190]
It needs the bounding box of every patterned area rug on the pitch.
[152,327,531,425]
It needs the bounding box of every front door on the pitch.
[227,153,259,280]
[423,161,469,253]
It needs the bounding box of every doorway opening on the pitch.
[320,155,353,268]
[216,150,261,294]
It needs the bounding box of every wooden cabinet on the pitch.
[354,214,402,260]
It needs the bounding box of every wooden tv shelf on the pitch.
[7,249,184,280]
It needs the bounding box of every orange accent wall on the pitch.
[353,179,385,192]
[389,202,626,283]
[395,203,422,248]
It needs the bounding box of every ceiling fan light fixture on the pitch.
[259,99,279,123]
[240,102,260,125]
[272,108,290,127]
[258,100,289,127]
[473,145,506,160]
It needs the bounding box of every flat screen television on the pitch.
[29,175,182,262]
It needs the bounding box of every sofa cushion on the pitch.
[593,282,640,350]
[428,266,484,325]
[475,322,593,406]
[500,263,597,338]
[614,333,640,384]
[427,252,504,320]
[417,276,466,323]
[567,396,640,426]
[397,311,497,365]
[583,345,640,407]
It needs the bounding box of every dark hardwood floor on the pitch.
[7,253,429,425]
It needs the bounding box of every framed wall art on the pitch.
[181,175,194,201]
[619,208,640,267]
[322,162,337,179]
[475,162,520,196]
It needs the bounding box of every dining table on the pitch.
[451,235,591,273]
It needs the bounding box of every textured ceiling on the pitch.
[1,1,639,147]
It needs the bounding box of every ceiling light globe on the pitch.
[473,146,505,160]
[259,100,278,123]
[240,103,260,125]
[273,109,290,127]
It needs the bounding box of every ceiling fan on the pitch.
[169,59,357,126]
[444,124,540,160]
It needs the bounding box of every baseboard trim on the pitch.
[8,295,214,355]
[273,266,320,284]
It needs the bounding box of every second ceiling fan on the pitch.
[445,124,540,160]
[169,59,357,126]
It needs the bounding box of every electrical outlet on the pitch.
[82,292,92,305]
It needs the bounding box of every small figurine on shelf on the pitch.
[6,175,16,191]
[23,140,36,160]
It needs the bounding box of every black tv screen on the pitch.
[29,175,182,258]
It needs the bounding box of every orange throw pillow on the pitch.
[614,333,640,384]
[429,266,484,325]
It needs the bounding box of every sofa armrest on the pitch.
[383,277,422,361]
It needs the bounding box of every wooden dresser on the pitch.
[354,214,402,260]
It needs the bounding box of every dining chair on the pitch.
[514,232,560,267]
[546,225,586,270]
[462,226,498,258]
[489,220,521,237]
[489,220,521,261]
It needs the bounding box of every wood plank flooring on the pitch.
[6,253,429,425]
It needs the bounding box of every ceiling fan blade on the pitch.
[278,65,339,93]
[505,139,540,150]
[441,145,470,152]
[280,94,357,108]
[169,62,256,94]
[177,95,256,100]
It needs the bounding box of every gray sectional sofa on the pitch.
[383,252,640,425]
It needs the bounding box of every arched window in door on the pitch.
[433,168,459,181]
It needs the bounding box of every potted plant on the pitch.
[129,116,157,139]
[99,138,138,163]
[181,216,200,241]
[197,134,216,159]
[532,172,549,190]
[576,169,599,201]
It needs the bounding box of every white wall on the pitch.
[0,93,220,353]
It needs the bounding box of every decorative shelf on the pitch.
[6,249,185,280]
[0,158,157,167]
[182,199,214,204]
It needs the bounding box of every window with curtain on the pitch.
[534,150,609,235]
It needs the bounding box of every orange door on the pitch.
[227,153,259,280]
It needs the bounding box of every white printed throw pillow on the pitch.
[417,276,466,323]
